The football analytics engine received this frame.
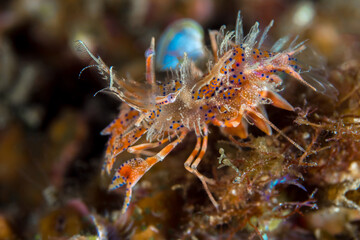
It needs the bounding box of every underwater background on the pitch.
[0,0,360,239]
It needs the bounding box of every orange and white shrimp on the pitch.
[78,11,337,213]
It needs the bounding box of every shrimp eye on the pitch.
[145,48,154,57]
[167,93,177,103]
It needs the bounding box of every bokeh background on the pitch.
[0,0,360,239]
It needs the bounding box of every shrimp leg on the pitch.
[184,127,219,210]
[102,126,147,175]
[127,132,177,154]
[109,130,188,213]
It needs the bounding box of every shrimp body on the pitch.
[79,12,336,213]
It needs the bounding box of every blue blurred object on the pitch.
[268,175,307,192]
[156,19,205,70]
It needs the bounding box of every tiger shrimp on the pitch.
[78,11,337,213]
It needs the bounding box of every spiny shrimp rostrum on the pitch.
[78,12,337,213]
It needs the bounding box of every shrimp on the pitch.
[78,11,337,213]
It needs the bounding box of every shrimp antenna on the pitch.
[78,64,97,79]
[247,108,305,153]
[76,40,100,64]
